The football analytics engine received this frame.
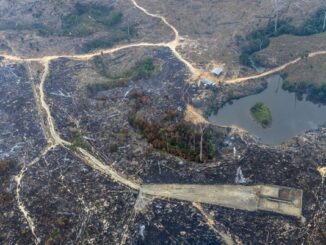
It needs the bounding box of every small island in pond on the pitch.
[250,102,272,127]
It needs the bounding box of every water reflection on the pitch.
[209,75,326,145]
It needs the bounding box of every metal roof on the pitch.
[211,67,224,75]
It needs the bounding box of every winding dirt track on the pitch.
[225,50,326,83]
[14,143,58,244]
[3,0,325,244]
[1,6,325,84]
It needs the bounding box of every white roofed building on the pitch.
[211,67,224,76]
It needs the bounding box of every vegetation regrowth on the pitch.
[282,78,326,104]
[87,57,156,95]
[250,102,272,127]
[35,3,136,52]
[240,8,326,66]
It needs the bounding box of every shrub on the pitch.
[129,112,220,162]
[87,57,156,95]
[68,132,89,151]
[110,144,118,153]
[126,58,156,79]
[240,8,326,66]
[282,80,326,104]
[250,102,272,127]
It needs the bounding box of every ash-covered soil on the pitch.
[127,199,224,244]
[0,159,35,245]
[39,46,326,243]
[0,64,46,162]
[0,63,46,244]
[20,146,138,244]
[0,1,325,244]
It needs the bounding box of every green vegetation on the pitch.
[204,83,268,117]
[204,89,244,117]
[250,102,272,127]
[87,57,156,95]
[93,56,155,79]
[68,132,89,151]
[127,90,219,162]
[34,3,136,51]
[282,80,326,104]
[93,56,111,78]
[279,55,326,104]
[110,144,118,153]
[49,228,60,239]
[61,3,123,37]
[129,110,220,162]
[126,58,156,79]
[38,3,125,37]
[240,8,326,66]
[81,31,134,52]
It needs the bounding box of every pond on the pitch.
[209,75,326,145]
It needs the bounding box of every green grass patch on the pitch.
[93,56,156,79]
[126,58,156,79]
[87,57,157,95]
[250,102,272,127]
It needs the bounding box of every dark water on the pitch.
[209,75,326,145]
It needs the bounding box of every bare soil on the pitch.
[284,55,326,86]
[138,0,325,76]
[0,0,173,58]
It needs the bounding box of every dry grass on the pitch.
[284,55,326,86]
[76,47,156,90]
[253,33,326,68]
[184,105,208,125]
[0,0,173,57]
[138,0,325,76]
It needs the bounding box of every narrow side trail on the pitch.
[37,59,141,190]
[0,0,200,78]
[130,0,179,44]
[130,0,201,77]
[1,0,326,84]
[13,62,59,245]
[1,1,320,243]
[14,144,57,245]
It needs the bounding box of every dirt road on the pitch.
[1,1,309,244]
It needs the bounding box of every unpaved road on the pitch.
[1,0,314,244]
[2,1,324,84]
[225,50,326,83]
